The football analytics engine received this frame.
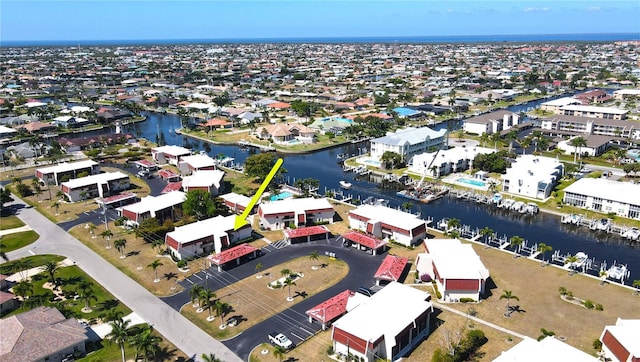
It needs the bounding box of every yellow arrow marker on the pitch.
[234,157,284,230]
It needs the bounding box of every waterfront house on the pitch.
[563,178,640,220]
[369,126,447,163]
[0,306,89,362]
[331,282,433,362]
[177,154,217,175]
[540,97,583,112]
[462,110,520,135]
[15,121,55,134]
[120,191,186,226]
[181,170,225,195]
[556,104,628,120]
[254,123,316,145]
[35,160,99,186]
[61,171,130,202]
[613,88,640,100]
[151,145,191,165]
[257,197,335,230]
[348,204,429,247]
[501,155,563,199]
[409,145,495,177]
[165,215,252,259]
[218,192,254,214]
[539,115,640,140]
[599,318,640,362]
[415,238,489,302]
[574,89,611,104]
[556,135,612,157]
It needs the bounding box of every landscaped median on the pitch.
[181,255,348,340]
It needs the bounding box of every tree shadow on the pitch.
[95,299,120,311]
[61,275,84,286]
[509,305,526,314]
[333,212,344,222]
[319,263,328,269]
[126,250,140,257]
[163,272,178,281]
[154,345,180,361]
[226,314,248,327]
[284,358,299,362]
[293,291,308,299]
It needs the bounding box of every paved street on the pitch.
[2,196,242,362]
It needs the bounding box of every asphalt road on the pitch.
[2,195,243,362]
[162,238,386,360]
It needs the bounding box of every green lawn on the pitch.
[0,215,25,230]
[0,230,39,253]
[0,254,65,275]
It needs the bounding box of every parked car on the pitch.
[268,332,293,349]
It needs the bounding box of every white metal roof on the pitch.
[540,97,581,107]
[563,178,640,207]
[560,104,628,115]
[603,318,640,358]
[423,239,489,280]
[259,197,333,215]
[166,215,235,244]
[182,170,224,189]
[332,282,432,345]
[218,192,252,208]
[372,127,447,147]
[61,171,128,189]
[179,154,216,169]
[152,145,191,157]
[350,204,428,231]
[122,191,186,215]
[493,336,598,362]
[37,160,98,174]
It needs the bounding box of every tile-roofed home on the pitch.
[0,306,88,362]
[16,121,55,134]
[254,123,316,145]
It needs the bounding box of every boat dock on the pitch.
[238,139,275,152]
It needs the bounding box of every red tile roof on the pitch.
[267,102,291,109]
[373,255,408,282]
[208,244,258,266]
[158,169,180,180]
[306,290,354,323]
[202,118,232,127]
[162,182,182,194]
[135,159,156,167]
[284,225,329,239]
[342,231,387,249]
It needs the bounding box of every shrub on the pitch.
[583,300,595,309]
[114,217,126,226]
[177,260,187,269]
[558,286,567,295]
[459,298,475,303]
[593,339,603,350]
[326,346,334,355]
[595,303,603,311]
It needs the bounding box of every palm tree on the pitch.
[13,280,33,305]
[520,137,532,155]
[114,239,127,258]
[309,251,319,269]
[214,300,230,325]
[79,190,89,204]
[505,130,518,152]
[255,262,264,278]
[106,318,131,362]
[537,243,553,263]
[280,268,292,279]
[151,239,164,255]
[78,285,97,312]
[51,201,60,215]
[480,227,494,242]
[569,136,587,163]
[537,328,556,341]
[13,259,33,281]
[130,324,161,362]
[273,345,286,362]
[147,259,163,283]
[283,277,296,300]
[189,284,203,307]
[44,260,59,285]
[500,290,519,316]
[479,132,489,147]
[100,229,113,249]
[509,236,524,256]
[87,222,97,238]
[446,218,461,231]
[200,288,217,320]
[201,353,223,362]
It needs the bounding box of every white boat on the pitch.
[622,227,640,241]
[491,193,502,205]
[511,201,524,212]
[502,199,515,210]
[606,263,629,282]
[596,218,611,232]
[526,202,539,214]
[339,180,352,189]
[567,252,589,270]
[562,214,582,225]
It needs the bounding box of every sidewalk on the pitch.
[0,225,33,236]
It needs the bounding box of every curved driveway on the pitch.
[2,196,243,362]
[162,239,385,360]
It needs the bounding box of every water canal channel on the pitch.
[71,97,640,284]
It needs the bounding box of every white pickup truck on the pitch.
[268,332,293,349]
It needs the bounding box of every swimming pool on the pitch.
[363,159,381,167]
[456,177,487,188]
[270,191,293,201]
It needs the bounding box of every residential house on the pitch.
[151,145,191,165]
[540,97,583,112]
[563,178,640,220]
[178,154,217,175]
[120,191,186,226]
[0,306,88,362]
[181,170,225,195]
[331,282,433,362]
[348,204,429,247]
[218,192,253,214]
[60,171,130,202]
[501,155,564,199]
[258,197,335,230]
[613,89,640,100]
[556,104,628,120]
[539,115,640,140]
[599,318,640,362]
[35,160,99,185]
[574,89,611,104]
[557,135,612,157]
[254,123,316,144]
[165,215,253,259]
[415,238,490,302]
[370,127,447,163]
[462,110,520,135]
[409,145,495,177]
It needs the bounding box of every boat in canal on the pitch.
[339,180,352,189]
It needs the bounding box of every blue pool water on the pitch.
[456,177,487,187]
[270,191,293,201]
[363,159,381,167]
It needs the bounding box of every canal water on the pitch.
[66,96,640,282]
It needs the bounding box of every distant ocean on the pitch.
[2,33,639,47]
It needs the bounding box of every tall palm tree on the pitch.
[309,251,319,269]
[189,284,203,307]
[214,300,230,325]
[537,243,553,263]
[51,201,60,215]
[505,131,518,152]
[569,136,587,163]
[520,137,532,155]
[500,290,519,316]
[13,259,33,281]
[147,259,163,283]
[480,227,494,242]
[280,268,292,279]
[201,353,222,362]
[106,318,131,362]
[13,280,33,305]
[130,324,161,362]
[283,277,296,300]
[87,222,97,238]
[151,239,164,255]
[114,239,127,258]
[43,260,59,285]
[509,236,524,256]
[100,229,113,249]
[78,285,97,311]
[273,346,286,362]
[200,288,217,320]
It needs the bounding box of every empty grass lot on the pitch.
[0,214,25,230]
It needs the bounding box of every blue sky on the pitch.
[1,0,639,42]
